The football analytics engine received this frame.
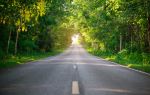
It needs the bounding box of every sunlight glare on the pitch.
[72,34,79,45]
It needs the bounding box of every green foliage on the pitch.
[0,0,74,67]
[19,39,37,52]
[0,47,4,59]
[70,0,150,73]
[88,48,150,73]
[1,0,150,72]
[0,50,62,68]
[0,0,73,52]
[71,0,150,53]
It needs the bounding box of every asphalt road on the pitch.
[0,45,150,95]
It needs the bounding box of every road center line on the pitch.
[72,81,80,95]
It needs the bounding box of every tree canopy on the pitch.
[0,0,150,69]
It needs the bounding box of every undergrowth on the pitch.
[0,50,62,68]
[88,48,150,73]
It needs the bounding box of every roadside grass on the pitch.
[88,48,150,73]
[0,50,62,69]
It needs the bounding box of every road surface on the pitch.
[0,45,150,95]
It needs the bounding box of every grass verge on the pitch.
[0,50,62,69]
[87,48,150,73]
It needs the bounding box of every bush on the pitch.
[19,40,37,52]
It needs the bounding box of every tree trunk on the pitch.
[15,30,19,55]
[15,16,22,55]
[130,26,133,52]
[6,28,12,54]
[120,33,122,51]
[148,16,150,52]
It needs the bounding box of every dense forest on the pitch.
[76,0,150,53]
[0,0,74,66]
[72,0,150,72]
[0,0,73,55]
[0,0,150,72]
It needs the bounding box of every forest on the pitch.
[0,0,74,67]
[0,0,150,72]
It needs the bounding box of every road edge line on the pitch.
[93,56,150,77]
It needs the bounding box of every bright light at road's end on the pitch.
[72,34,79,45]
